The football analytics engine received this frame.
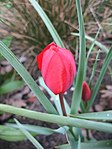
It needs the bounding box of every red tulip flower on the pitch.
[36,42,76,95]
[82,81,91,101]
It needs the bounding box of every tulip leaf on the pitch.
[28,0,64,48]
[71,0,86,114]
[87,28,100,60]
[71,33,108,53]
[14,119,44,149]
[6,123,68,135]
[71,110,112,121]
[56,140,112,149]
[77,136,81,149]
[0,125,34,141]
[0,41,57,114]
[0,104,112,133]
[89,49,100,86]
[86,47,112,112]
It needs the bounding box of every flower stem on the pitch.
[59,93,66,116]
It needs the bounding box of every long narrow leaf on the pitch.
[6,123,68,135]
[72,33,108,53]
[87,29,100,60]
[0,125,28,141]
[86,47,112,111]
[0,104,112,133]
[71,0,86,114]
[15,119,44,149]
[89,49,100,86]
[71,110,112,121]
[56,140,112,149]
[28,0,64,48]
[0,41,57,114]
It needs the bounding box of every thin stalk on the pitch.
[59,93,66,116]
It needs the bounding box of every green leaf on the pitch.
[0,80,24,95]
[0,41,57,114]
[56,140,112,149]
[78,136,81,149]
[86,47,112,112]
[2,36,13,47]
[67,130,77,149]
[89,49,100,86]
[0,104,112,133]
[0,125,28,141]
[87,29,100,60]
[56,144,70,149]
[14,119,44,149]
[71,33,108,53]
[0,36,12,60]
[6,123,68,135]
[28,0,64,48]
[71,0,86,114]
[71,110,112,121]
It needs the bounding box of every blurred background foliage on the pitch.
[0,0,112,49]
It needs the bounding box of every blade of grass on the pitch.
[28,0,64,48]
[71,0,86,114]
[0,41,57,114]
[86,47,112,112]
[0,104,112,133]
[14,119,44,149]
[71,33,108,53]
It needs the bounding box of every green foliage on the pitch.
[56,140,112,149]
[15,119,44,149]
[0,80,24,95]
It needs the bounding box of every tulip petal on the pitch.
[42,52,67,94]
[59,48,76,88]
[36,42,56,70]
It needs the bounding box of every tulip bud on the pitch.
[36,42,76,94]
[82,81,91,101]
